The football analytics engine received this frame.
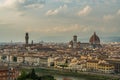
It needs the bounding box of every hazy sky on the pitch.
[0,0,120,43]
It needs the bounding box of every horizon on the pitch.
[0,0,120,42]
[0,35,120,43]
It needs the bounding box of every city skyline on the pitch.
[0,0,120,42]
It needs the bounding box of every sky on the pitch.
[0,0,120,43]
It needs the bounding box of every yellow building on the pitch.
[98,63,114,74]
[54,58,66,68]
[86,60,99,72]
[87,59,115,73]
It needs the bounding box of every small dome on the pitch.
[89,32,100,44]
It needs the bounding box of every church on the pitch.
[68,32,102,49]
[89,32,102,48]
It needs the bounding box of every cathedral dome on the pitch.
[89,32,100,44]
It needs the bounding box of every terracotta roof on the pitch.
[87,60,99,63]
[89,32,100,44]
[98,63,113,67]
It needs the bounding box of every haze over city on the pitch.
[0,0,120,42]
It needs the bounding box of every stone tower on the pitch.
[73,35,77,48]
[73,35,77,43]
[25,32,29,45]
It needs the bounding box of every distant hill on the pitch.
[101,36,120,43]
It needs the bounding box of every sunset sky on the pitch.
[0,0,120,43]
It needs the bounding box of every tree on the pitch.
[27,68,38,80]
[17,70,27,80]
[17,68,56,80]
[40,75,56,80]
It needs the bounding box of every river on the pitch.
[54,75,87,80]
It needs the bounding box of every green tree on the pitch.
[27,68,38,80]
[40,75,56,80]
[17,70,27,80]
[17,68,56,80]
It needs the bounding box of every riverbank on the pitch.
[21,67,120,80]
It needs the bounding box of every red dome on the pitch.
[89,32,100,44]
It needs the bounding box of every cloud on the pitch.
[117,9,120,15]
[60,0,73,3]
[46,4,67,16]
[0,0,45,10]
[78,5,92,16]
[59,0,118,4]
[103,9,120,21]
[103,15,114,21]
[46,10,59,16]
[25,24,92,34]
[25,4,44,9]
[25,23,120,36]
[0,0,45,17]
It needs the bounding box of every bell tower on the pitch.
[73,35,77,48]
[25,32,29,45]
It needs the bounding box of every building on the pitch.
[68,32,102,49]
[86,60,99,72]
[25,32,29,45]
[54,58,66,68]
[68,35,81,49]
[86,59,115,73]
[89,32,101,48]
[89,32,100,44]
[106,59,120,73]
[31,40,33,45]
[48,57,54,67]
[98,63,114,74]
[77,42,81,48]
[73,35,77,43]
[0,67,19,80]
[68,59,86,72]
[68,41,73,48]
[17,56,24,63]
[73,35,77,48]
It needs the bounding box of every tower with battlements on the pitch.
[25,32,29,45]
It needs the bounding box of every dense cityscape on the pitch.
[0,0,120,80]
[0,32,120,80]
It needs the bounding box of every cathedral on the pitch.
[89,32,102,48]
[68,32,102,49]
